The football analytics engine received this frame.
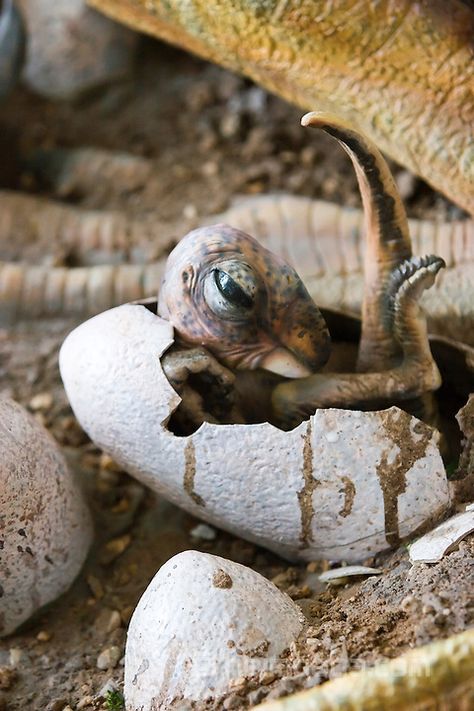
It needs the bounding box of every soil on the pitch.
[0,37,472,711]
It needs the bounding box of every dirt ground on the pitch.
[0,38,472,711]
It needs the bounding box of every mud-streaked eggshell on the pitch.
[59,304,450,563]
[124,550,305,708]
[0,397,93,637]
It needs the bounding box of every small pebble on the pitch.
[202,160,219,178]
[107,610,122,633]
[76,696,94,709]
[223,693,243,709]
[100,534,131,564]
[86,574,105,600]
[36,630,52,642]
[45,701,68,711]
[183,204,198,220]
[0,667,17,690]
[220,113,240,138]
[99,453,122,472]
[400,595,419,612]
[96,646,122,671]
[300,145,317,166]
[259,671,276,685]
[247,687,268,706]
[286,584,312,600]
[115,607,132,628]
[190,523,217,541]
[97,678,119,698]
[29,392,53,411]
[9,649,22,667]
[46,697,68,711]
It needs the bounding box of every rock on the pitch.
[0,0,25,100]
[36,630,52,642]
[189,523,217,541]
[107,610,122,633]
[124,551,304,709]
[0,667,17,690]
[97,678,119,698]
[45,700,69,711]
[97,646,122,671]
[99,533,131,564]
[18,0,137,100]
[28,392,53,411]
[60,304,450,563]
[0,398,92,637]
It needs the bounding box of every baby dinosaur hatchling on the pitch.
[158,112,445,431]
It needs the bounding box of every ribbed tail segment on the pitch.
[0,261,165,326]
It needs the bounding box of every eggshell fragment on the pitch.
[59,303,450,563]
[0,397,93,637]
[409,507,474,563]
[318,566,382,583]
[124,550,305,708]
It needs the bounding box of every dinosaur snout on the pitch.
[261,285,331,378]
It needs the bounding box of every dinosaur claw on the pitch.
[388,254,445,305]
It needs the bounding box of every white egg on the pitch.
[59,303,450,563]
[124,550,305,708]
[0,397,92,637]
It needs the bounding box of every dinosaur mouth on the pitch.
[260,347,312,378]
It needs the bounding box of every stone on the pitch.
[0,0,24,100]
[96,646,122,671]
[124,551,304,708]
[60,304,450,563]
[18,0,137,100]
[189,523,217,541]
[0,398,92,637]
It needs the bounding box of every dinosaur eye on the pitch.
[214,269,254,309]
[204,262,258,320]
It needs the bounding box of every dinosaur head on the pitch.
[158,224,331,377]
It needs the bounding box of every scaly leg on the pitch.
[302,112,412,372]
[161,345,245,430]
[272,255,444,430]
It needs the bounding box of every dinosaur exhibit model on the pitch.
[88,0,474,214]
[58,114,474,708]
[1,1,473,709]
[158,113,445,432]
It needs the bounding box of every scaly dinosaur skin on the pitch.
[158,223,331,378]
[158,113,444,430]
[88,0,474,214]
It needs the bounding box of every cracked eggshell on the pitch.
[0,397,93,637]
[124,550,305,708]
[59,304,450,563]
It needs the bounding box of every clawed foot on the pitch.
[387,254,445,327]
[271,254,445,430]
[161,345,244,431]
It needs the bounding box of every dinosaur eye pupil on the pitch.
[214,269,254,309]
